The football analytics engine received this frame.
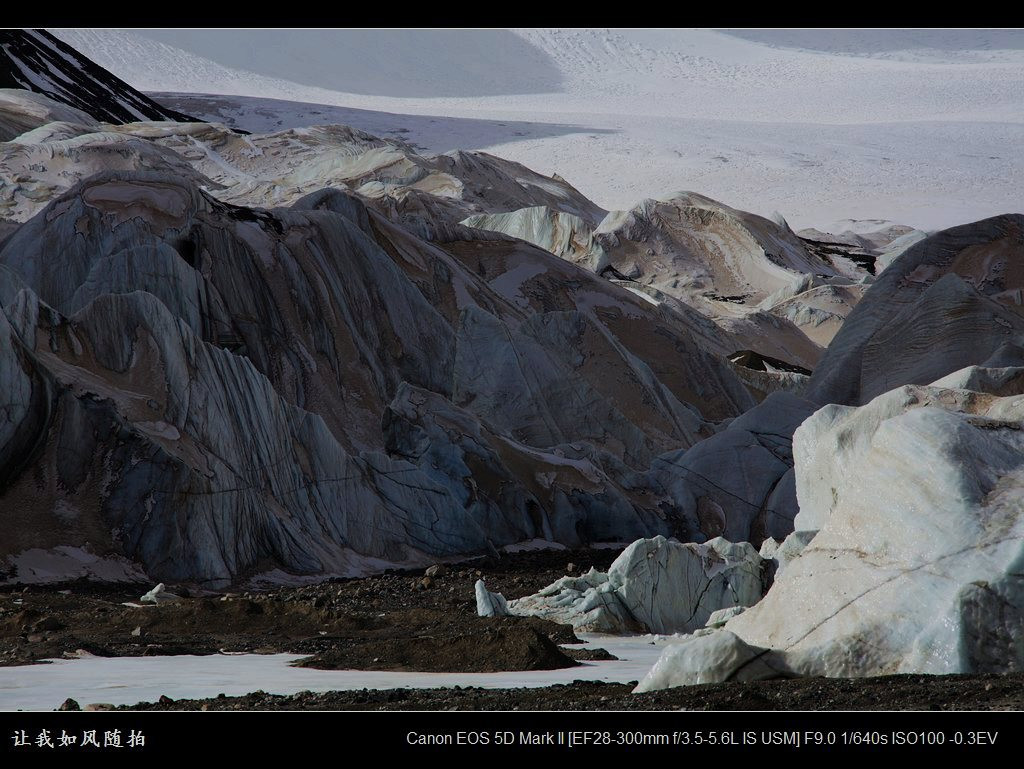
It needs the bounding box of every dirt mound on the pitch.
[294,616,577,672]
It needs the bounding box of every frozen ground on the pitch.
[0,634,669,711]
[49,28,1024,232]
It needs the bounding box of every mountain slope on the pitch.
[0,170,754,586]
[0,29,198,125]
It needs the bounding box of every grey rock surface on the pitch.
[649,392,818,544]
[0,170,754,585]
[806,215,1024,406]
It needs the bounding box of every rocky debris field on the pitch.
[7,545,1024,711]
[0,548,621,672]
[110,673,1024,712]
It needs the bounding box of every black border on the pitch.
[2,709,1021,759]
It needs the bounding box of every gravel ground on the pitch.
[6,547,1024,711]
[110,673,1024,712]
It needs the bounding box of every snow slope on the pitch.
[719,28,1024,62]
[49,28,1024,231]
